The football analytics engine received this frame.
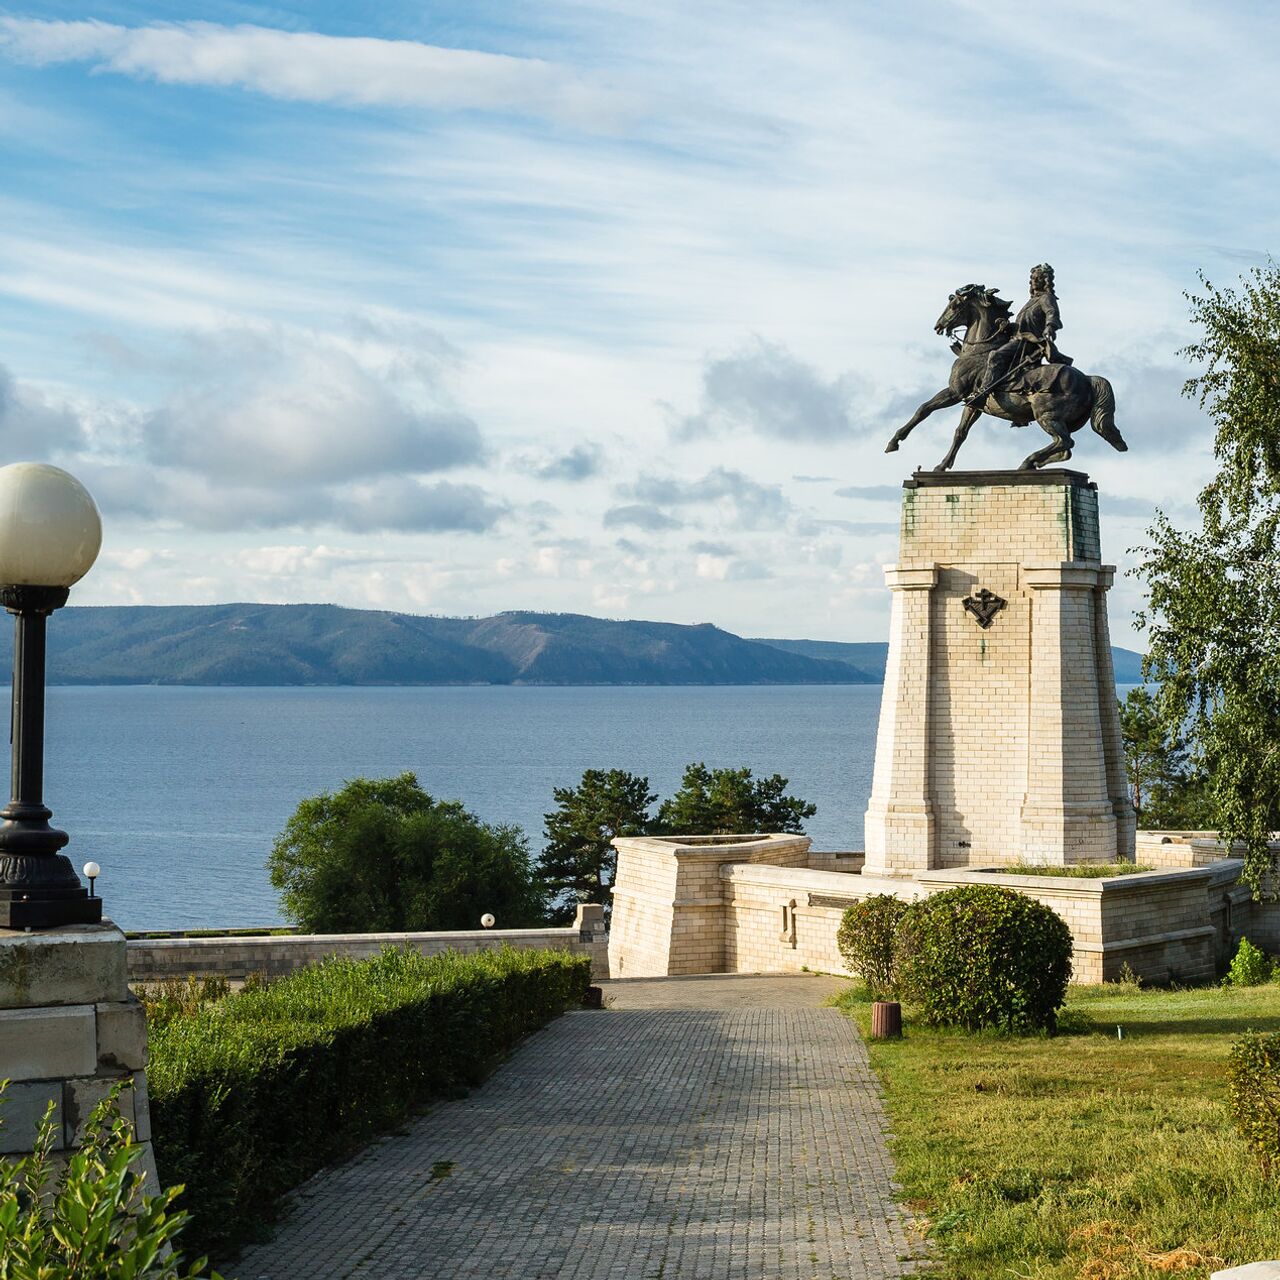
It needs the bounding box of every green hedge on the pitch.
[148,946,590,1262]
[1228,1032,1280,1173]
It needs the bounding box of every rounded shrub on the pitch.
[837,895,909,999]
[895,885,1073,1032]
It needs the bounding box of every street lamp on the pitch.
[0,463,102,928]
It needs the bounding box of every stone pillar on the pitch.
[1094,568,1138,859]
[1021,563,1118,864]
[863,566,937,874]
[863,470,1133,871]
[0,922,155,1187]
[573,902,610,979]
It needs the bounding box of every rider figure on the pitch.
[968,263,1072,406]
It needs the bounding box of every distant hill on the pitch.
[12,605,869,687]
[751,637,1147,684]
[0,604,1145,687]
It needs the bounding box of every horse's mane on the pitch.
[976,286,1013,318]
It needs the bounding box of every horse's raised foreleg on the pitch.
[1019,415,1074,470]
[934,404,981,472]
[885,387,961,453]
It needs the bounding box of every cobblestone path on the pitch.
[233,975,918,1280]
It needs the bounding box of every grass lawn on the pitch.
[838,981,1280,1279]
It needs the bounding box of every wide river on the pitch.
[31,684,885,932]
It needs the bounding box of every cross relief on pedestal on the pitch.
[962,587,1006,629]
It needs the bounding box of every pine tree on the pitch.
[539,769,656,923]
[652,763,816,836]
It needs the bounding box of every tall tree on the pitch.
[652,763,816,836]
[540,769,656,923]
[1118,687,1214,830]
[269,773,545,932]
[1136,264,1280,888]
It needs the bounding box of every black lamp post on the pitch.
[0,463,102,929]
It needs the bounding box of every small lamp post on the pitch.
[0,463,102,929]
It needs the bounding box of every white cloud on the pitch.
[676,336,863,442]
[0,362,86,455]
[0,19,627,127]
[3,1,1268,641]
[622,468,792,531]
[141,326,482,484]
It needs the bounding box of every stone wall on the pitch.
[721,863,923,976]
[914,866,1238,985]
[126,904,609,984]
[609,832,1255,986]
[0,922,155,1182]
[608,835,811,978]
[1137,830,1280,870]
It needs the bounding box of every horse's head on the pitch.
[935,284,1012,342]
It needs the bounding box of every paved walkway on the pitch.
[233,975,918,1280]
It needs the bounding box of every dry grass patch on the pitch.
[837,981,1280,1279]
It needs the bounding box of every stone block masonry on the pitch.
[864,470,1134,873]
[608,835,811,978]
[0,922,156,1177]
[609,833,1255,987]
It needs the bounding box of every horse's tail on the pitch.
[1089,375,1127,452]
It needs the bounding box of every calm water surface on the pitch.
[29,685,884,931]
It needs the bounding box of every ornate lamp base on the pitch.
[0,851,103,928]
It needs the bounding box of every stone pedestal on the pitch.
[863,469,1135,873]
[0,921,156,1188]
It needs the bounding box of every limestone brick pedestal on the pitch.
[863,469,1134,874]
[0,921,156,1188]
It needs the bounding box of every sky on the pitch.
[0,2,1271,644]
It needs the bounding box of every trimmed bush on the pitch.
[837,895,908,999]
[148,946,590,1262]
[1228,1032,1280,1173]
[895,885,1073,1032]
[1224,937,1273,988]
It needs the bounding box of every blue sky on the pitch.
[0,2,1271,641]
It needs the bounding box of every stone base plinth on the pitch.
[0,922,156,1186]
[863,470,1134,873]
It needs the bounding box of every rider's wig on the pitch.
[1032,263,1055,287]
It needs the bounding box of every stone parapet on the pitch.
[609,835,811,978]
[127,905,610,984]
[914,864,1238,984]
[614,854,1254,988]
[1136,830,1280,869]
[0,922,156,1182]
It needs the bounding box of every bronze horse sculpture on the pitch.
[884,284,1127,470]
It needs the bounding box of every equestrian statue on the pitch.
[884,264,1127,470]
